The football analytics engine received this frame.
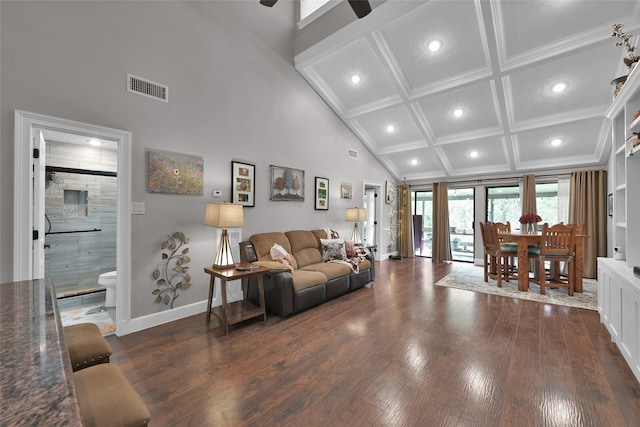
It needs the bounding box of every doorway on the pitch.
[363,181,382,260]
[14,110,132,335]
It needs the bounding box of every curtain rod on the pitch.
[409,172,575,189]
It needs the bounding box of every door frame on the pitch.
[14,110,132,331]
[363,180,383,260]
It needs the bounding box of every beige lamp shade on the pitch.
[345,207,367,244]
[345,207,367,222]
[204,203,244,269]
[204,203,244,228]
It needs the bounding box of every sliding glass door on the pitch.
[412,191,432,256]
[448,188,474,262]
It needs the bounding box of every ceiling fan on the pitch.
[260,0,372,19]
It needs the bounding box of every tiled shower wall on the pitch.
[45,141,117,296]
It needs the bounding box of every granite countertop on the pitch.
[0,278,82,426]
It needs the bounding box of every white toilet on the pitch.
[98,271,117,307]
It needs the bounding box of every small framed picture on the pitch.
[231,161,255,207]
[341,183,352,199]
[315,177,329,210]
[385,181,393,204]
[270,165,305,201]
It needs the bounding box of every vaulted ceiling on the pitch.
[294,0,640,184]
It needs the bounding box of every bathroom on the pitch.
[44,133,118,335]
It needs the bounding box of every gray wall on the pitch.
[0,1,396,317]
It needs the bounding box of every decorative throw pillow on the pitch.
[320,238,347,262]
[345,240,356,258]
[270,243,295,270]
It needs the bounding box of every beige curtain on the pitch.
[522,174,537,215]
[397,184,415,258]
[432,182,452,262]
[569,170,607,278]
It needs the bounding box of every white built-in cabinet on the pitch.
[601,66,640,384]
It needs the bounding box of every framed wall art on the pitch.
[231,161,255,207]
[315,177,329,210]
[340,183,352,199]
[148,150,204,196]
[385,181,393,204]
[270,165,304,201]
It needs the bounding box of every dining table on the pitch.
[498,230,588,292]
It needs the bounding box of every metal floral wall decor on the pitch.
[270,165,304,201]
[148,150,203,195]
[151,231,191,309]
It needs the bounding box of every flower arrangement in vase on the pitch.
[519,213,542,233]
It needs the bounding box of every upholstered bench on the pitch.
[64,323,112,372]
[74,363,151,427]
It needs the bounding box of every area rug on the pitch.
[60,305,116,334]
[435,264,597,311]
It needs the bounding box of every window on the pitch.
[300,0,330,20]
[299,0,340,28]
[487,182,561,230]
[486,186,520,226]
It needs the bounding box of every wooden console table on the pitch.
[204,265,269,335]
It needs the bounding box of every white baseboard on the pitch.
[115,281,246,336]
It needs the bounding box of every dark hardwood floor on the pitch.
[107,258,640,426]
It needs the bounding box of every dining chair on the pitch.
[494,221,517,272]
[528,223,576,295]
[480,222,517,287]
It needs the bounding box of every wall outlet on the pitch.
[132,202,145,214]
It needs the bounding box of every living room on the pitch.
[2,1,640,425]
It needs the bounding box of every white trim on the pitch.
[14,110,132,336]
[117,300,208,336]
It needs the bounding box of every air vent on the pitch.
[348,149,358,159]
[127,74,168,102]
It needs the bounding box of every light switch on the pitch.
[132,202,145,214]
[212,189,222,197]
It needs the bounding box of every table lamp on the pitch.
[204,203,244,269]
[345,207,367,244]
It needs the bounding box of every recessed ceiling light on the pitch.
[89,139,102,147]
[469,151,479,158]
[453,108,464,117]
[552,82,567,93]
[428,40,441,52]
[410,159,418,166]
[550,138,562,146]
[350,74,361,84]
[386,124,395,133]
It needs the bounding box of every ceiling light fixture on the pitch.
[350,74,361,84]
[469,151,479,158]
[410,159,418,166]
[453,108,464,117]
[550,138,562,146]
[552,82,567,93]
[386,124,395,133]
[428,40,441,52]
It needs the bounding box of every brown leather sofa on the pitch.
[239,229,375,317]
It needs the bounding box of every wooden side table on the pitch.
[204,265,269,335]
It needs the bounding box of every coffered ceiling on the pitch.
[294,0,640,184]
